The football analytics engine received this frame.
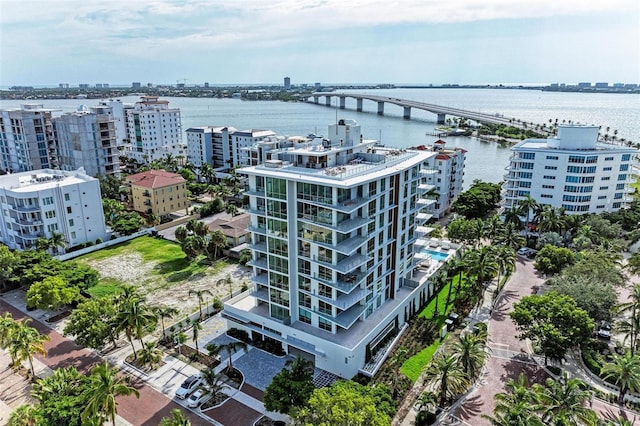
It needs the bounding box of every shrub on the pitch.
[227,328,251,343]
[95,238,103,244]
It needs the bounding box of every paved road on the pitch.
[0,300,210,426]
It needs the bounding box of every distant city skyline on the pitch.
[1,0,638,86]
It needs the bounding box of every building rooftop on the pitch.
[0,168,94,192]
[208,213,251,239]
[126,169,185,189]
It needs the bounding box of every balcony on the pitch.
[247,257,268,269]
[251,286,269,302]
[313,254,370,274]
[309,271,364,294]
[247,207,266,216]
[144,200,151,206]
[314,303,366,329]
[10,204,39,212]
[248,225,267,235]
[245,187,265,197]
[142,191,151,197]
[310,288,366,311]
[249,241,267,253]
[253,273,269,286]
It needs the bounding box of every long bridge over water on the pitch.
[305,92,537,130]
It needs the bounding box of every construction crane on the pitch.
[176,78,188,87]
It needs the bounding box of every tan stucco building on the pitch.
[126,170,187,217]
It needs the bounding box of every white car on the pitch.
[517,247,529,256]
[187,389,209,408]
[175,375,203,399]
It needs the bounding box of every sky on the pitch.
[1,0,639,86]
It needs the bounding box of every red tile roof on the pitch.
[436,154,451,160]
[127,170,185,189]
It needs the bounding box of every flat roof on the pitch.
[0,169,94,192]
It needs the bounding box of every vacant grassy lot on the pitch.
[77,236,251,317]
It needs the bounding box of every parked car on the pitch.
[525,249,537,259]
[175,375,203,399]
[597,321,612,340]
[187,389,209,408]
[517,247,529,256]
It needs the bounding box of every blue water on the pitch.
[420,248,451,262]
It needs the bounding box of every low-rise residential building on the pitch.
[126,169,187,217]
[502,124,636,214]
[207,213,251,248]
[223,119,448,378]
[0,168,107,250]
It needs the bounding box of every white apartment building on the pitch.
[232,129,278,166]
[502,124,636,214]
[420,140,466,218]
[96,99,131,146]
[0,168,107,250]
[223,119,442,378]
[186,126,236,173]
[125,96,184,164]
[0,104,58,173]
[54,106,120,177]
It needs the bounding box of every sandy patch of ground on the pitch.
[85,253,252,319]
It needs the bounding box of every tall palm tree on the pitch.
[199,163,214,184]
[464,246,499,306]
[483,374,543,426]
[537,205,567,234]
[497,222,526,250]
[452,332,489,380]
[219,341,248,374]
[189,289,213,321]
[503,207,524,230]
[201,366,225,401]
[207,230,227,260]
[532,374,597,426]
[517,194,540,234]
[483,215,504,244]
[48,231,67,255]
[468,219,485,248]
[615,284,640,354]
[175,226,188,242]
[115,296,156,359]
[494,246,516,292]
[601,351,640,405]
[225,203,239,217]
[8,318,49,377]
[82,361,140,426]
[191,220,209,237]
[422,353,469,407]
[191,322,203,356]
[389,347,408,397]
[152,305,178,343]
[160,408,192,426]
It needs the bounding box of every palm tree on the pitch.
[537,205,567,234]
[415,391,437,416]
[82,361,140,426]
[7,403,37,426]
[482,374,543,426]
[181,235,206,260]
[48,231,67,255]
[175,226,188,242]
[615,284,640,354]
[497,222,526,250]
[191,322,203,357]
[0,312,18,347]
[138,341,163,370]
[601,352,640,405]
[517,194,540,235]
[225,203,239,217]
[627,252,640,277]
[503,207,523,230]
[219,341,248,374]
[191,220,209,237]
[115,296,156,359]
[201,366,225,402]
[452,332,489,380]
[468,219,485,248]
[494,246,516,292]
[464,246,499,306]
[152,305,178,343]
[389,347,408,397]
[422,353,469,407]
[199,163,214,184]
[145,213,160,227]
[160,408,191,426]
[207,230,227,260]
[35,237,53,252]
[189,289,213,321]
[8,318,49,377]
[532,374,597,425]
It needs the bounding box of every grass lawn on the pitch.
[77,236,232,296]
[631,174,640,195]
[401,276,465,382]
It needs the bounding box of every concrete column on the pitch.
[377,101,385,115]
[313,96,319,104]
[339,96,346,109]
[325,96,332,107]
[356,98,363,111]
[437,113,446,124]
[403,106,411,119]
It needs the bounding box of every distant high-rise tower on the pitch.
[284,77,291,90]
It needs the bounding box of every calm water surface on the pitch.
[2,89,637,188]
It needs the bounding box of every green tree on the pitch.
[422,353,469,407]
[537,205,567,234]
[191,322,202,356]
[188,289,213,321]
[138,341,163,370]
[206,230,227,260]
[48,231,68,255]
[534,245,575,275]
[82,361,139,426]
[601,351,640,405]
[628,251,640,276]
[517,194,540,235]
[159,408,191,426]
[551,276,618,322]
[389,347,409,398]
[152,305,178,343]
[0,312,19,348]
[452,332,489,380]
[483,215,505,244]
[0,245,16,291]
[292,380,393,426]
[64,296,119,350]
[219,341,248,374]
[112,212,144,235]
[510,292,594,364]
[97,174,124,200]
[174,226,188,242]
[31,366,92,426]
[482,374,543,426]
[7,318,50,377]
[115,294,156,359]
[451,180,502,219]
[615,284,640,354]
[201,366,225,402]
[264,355,315,415]
[102,199,125,225]
[464,246,498,305]
[532,374,597,426]
[26,276,79,310]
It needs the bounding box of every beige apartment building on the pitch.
[126,170,187,217]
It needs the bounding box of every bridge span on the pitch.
[305,92,537,130]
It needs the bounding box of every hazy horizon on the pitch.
[1,0,638,86]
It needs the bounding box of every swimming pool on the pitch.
[419,248,451,262]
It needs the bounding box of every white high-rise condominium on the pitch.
[502,124,637,214]
[232,129,278,166]
[125,96,184,164]
[54,105,120,177]
[186,126,236,173]
[0,104,58,173]
[0,168,107,251]
[224,119,448,378]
